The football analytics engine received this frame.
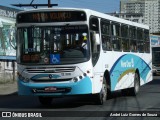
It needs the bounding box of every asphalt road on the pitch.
[0,77,160,120]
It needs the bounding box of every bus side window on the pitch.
[137,28,144,52]
[121,25,129,51]
[129,26,137,52]
[102,35,112,50]
[100,19,112,51]
[111,22,121,51]
[144,30,150,53]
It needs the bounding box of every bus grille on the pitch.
[26,67,76,73]
[31,78,72,82]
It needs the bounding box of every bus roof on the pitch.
[17,7,149,29]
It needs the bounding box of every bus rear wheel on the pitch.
[130,72,140,96]
[95,80,107,105]
[121,72,140,96]
[38,96,53,106]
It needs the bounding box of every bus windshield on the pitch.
[152,47,160,64]
[17,25,90,64]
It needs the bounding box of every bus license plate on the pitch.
[45,87,57,92]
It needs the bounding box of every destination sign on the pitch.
[17,11,87,23]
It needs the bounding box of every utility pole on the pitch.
[12,0,58,8]
[48,0,51,8]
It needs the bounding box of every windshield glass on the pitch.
[152,47,160,64]
[17,25,90,64]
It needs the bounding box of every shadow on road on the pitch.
[147,79,160,85]
[0,79,159,110]
[0,91,142,109]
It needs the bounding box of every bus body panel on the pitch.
[100,51,152,91]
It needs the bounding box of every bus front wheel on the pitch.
[38,96,53,106]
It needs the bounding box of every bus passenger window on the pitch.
[137,28,144,52]
[129,27,137,52]
[101,19,112,51]
[111,22,121,51]
[121,25,129,51]
[144,30,150,53]
[130,42,137,51]
[112,37,121,50]
[102,35,111,50]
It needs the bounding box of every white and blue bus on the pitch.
[16,8,152,105]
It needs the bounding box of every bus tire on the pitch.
[38,96,53,106]
[95,80,107,105]
[130,72,140,96]
[121,72,140,96]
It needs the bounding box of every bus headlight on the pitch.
[17,72,30,83]
[23,78,30,83]
[18,74,25,81]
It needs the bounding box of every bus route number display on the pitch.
[17,11,87,23]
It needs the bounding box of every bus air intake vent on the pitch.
[26,67,76,73]
[31,78,72,82]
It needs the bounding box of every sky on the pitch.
[0,0,120,13]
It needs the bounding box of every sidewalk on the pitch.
[0,81,17,95]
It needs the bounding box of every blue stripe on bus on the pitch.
[110,54,151,91]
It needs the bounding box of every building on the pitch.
[144,0,160,33]
[0,6,20,58]
[0,5,20,81]
[119,0,160,33]
[108,12,144,24]
[120,0,145,14]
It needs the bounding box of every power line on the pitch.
[11,0,58,8]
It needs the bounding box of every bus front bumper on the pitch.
[17,76,92,96]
